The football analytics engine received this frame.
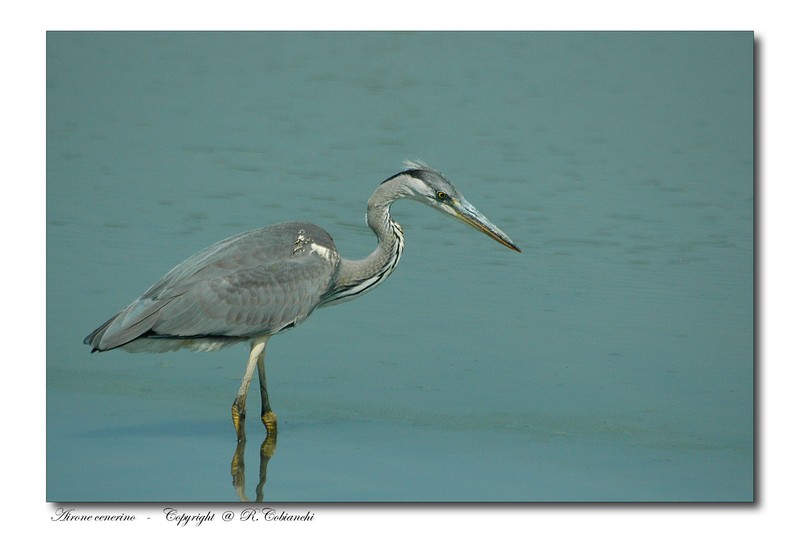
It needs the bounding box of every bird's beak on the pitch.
[450,198,522,253]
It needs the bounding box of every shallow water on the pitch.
[47,31,753,502]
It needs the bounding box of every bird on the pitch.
[84,161,521,442]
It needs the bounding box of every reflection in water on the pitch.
[231,433,278,502]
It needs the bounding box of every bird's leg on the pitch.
[232,335,269,442]
[257,337,278,435]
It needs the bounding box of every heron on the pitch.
[84,161,521,442]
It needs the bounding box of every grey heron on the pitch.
[84,161,521,441]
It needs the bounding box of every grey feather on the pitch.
[85,222,340,352]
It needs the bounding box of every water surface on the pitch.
[47,31,753,502]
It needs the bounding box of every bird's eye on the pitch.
[436,191,448,201]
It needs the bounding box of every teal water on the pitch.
[47,32,753,502]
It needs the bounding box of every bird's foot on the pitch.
[232,400,246,442]
[261,410,278,436]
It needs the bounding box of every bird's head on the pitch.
[377,160,521,252]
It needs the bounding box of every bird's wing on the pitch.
[85,222,340,351]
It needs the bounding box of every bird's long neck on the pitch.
[320,191,405,306]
